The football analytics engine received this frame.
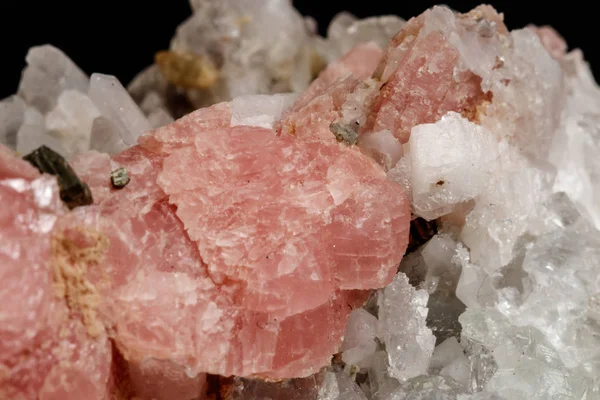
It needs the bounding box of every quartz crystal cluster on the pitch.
[2,1,600,399]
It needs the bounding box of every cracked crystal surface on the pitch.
[2,1,600,399]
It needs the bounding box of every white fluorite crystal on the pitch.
[377,274,435,382]
[231,93,298,129]
[45,90,101,158]
[17,45,89,113]
[89,73,151,146]
[408,112,501,221]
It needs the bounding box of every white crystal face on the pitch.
[88,73,151,146]
[409,112,501,221]
[231,93,298,129]
[18,45,89,114]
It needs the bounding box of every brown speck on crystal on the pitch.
[111,167,130,189]
[22,145,93,209]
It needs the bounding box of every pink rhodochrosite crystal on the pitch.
[364,6,496,144]
[279,43,384,142]
[5,1,600,398]
[70,92,409,390]
[0,145,112,400]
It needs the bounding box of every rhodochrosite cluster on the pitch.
[2,1,600,399]
[0,25,410,400]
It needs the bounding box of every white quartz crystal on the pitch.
[341,308,378,368]
[231,93,298,129]
[389,376,466,400]
[89,73,151,146]
[323,12,405,62]
[17,45,89,113]
[148,108,175,129]
[460,309,590,399]
[318,371,369,400]
[377,274,435,382]
[550,50,600,231]
[430,338,470,386]
[16,108,67,156]
[45,90,101,158]
[127,65,169,105]
[0,96,26,148]
[140,91,167,116]
[89,116,128,155]
[173,0,314,105]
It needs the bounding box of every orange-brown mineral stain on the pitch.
[51,226,109,338]
[155,50,219,90]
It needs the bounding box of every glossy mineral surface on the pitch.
[2,1,600,399]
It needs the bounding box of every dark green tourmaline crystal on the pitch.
[22,145,93,209]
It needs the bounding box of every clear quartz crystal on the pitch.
[389,375,466,400]
[341,309,378,369]
[89,116,128,155]
[45,90,101,158]
[88,73,151,146]
[377,274,436,382]
[318,371,369,400]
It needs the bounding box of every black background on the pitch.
[0,1,595,99]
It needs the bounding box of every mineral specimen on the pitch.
[88,73,151,146]
[60,53,408,396]
[319,12,406,63]
[169,0,316,107]
[17,45,89,113]
[0,144,112,400]
[23,145,93,209]
[3,1,600,399]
